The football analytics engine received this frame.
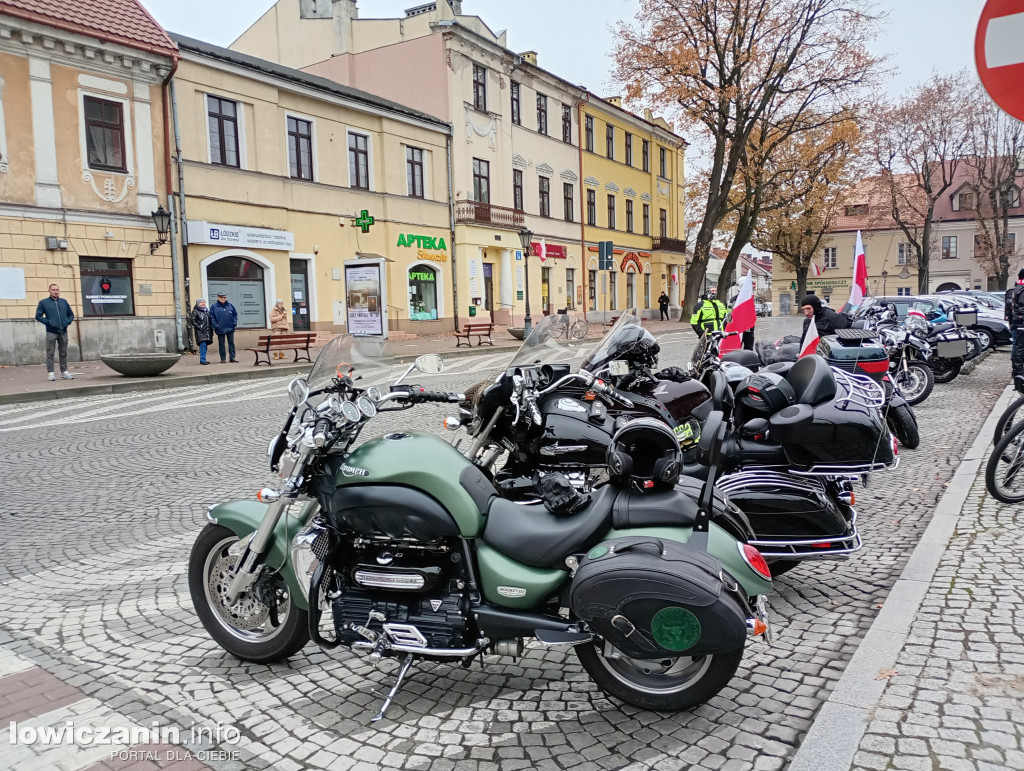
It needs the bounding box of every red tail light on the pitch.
[857,359,889,374]
[739,543,771,579]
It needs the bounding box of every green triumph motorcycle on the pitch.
[188,336,773,720]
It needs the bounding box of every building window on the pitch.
[207,95,239,167]
[606,124,614,159]
[513,168,524,211]
[609,272,617,310]
[607,194,616,230]
[626,200,634,233]
[588,269,597,310]
[566,268,576,309]
[84,97,126,172]
[625,133,633,166]
[824,247,838,269]
[845,203,869,217]
[897,287,912,297]
[627,272,635,308]
[659,147,667,178]
[585,115,594,152]
[80,258,134,316]
[473,158,490,204]
[348,132,370,189]
[510,82,520,125]
[644,273,651,309]
[1000,186,1022,209]
[562,104,572,144]
[408,264,439,321]
[643,203,650,236]
[659,208,667,237]
[952,190,974,211]
[539,176,551,217]
[897,243,912,266]
[587,189,596,225]
[942,235,958,259]
[287,116,313,180]
[563,182,574,222]
[537,93,548,135]
[406,146,424,198]
[472,64,487,111]
[642,139,650,171]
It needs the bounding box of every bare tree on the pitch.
[869,72,975,293]
[614,0,882,316]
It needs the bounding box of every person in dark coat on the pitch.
[209,293,239,363]
[1006,269,1024,389]
[658,291,670,321]
[35,283,75,381]
[190,298,214,365]
[801,294,850,338]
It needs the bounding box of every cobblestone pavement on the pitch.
[0,341,1008,771]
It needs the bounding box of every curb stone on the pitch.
[786,382,1016,771]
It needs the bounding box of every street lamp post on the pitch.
[881,270,888,295]
[149,206,171,254]
[519,227,533,335]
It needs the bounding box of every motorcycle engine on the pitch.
[331,538,469,649]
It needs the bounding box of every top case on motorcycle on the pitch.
[721,349,761,370]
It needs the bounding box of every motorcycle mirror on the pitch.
[288,378,310,407]
[415,354,444,375]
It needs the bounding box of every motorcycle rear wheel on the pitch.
[993,396,1024,445]
[576,639,744,711]
[985,420,1024,504]
[188,524,310,663]
[893,361,934,406]
[887,403,920,450]
[931,358,962,384]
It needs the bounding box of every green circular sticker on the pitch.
[587,545,609,560]
[651,606,702,651]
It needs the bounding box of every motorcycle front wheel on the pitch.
[931,357,962,384]
[887,403,920,449]
[893,361,934,406]
[576,640,744,711]
[188,524,310,663]
[985,420,1024,504]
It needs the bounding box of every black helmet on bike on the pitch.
[585,325,660,372]
[606,417,681,491]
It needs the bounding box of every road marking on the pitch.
[985,12,1024,68]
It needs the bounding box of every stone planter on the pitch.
[507,327,526,340]
[100,353,181,377]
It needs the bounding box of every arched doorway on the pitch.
[203,252,272,328]
[407,262,443,321]
[936,281,962,292]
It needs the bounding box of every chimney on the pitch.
[448,0,463,13]
[299,0,332,19]
[519,50,537,66]
[332,0,358,55]
[605,96,622,108]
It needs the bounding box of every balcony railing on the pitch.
[652,236,688,253]
[455,200,525,230]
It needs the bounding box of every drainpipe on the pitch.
[168,76,194,351]
[161,59,186,353]
[577,92,590,320]
[447,133,459,332]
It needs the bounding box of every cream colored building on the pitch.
[171,35,454,338]
[0,3,178,365]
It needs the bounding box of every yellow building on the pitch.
[0,4,178,365]
[171,35,454,340]
[581,97,688,319]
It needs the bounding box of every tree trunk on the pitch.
[917,218,932,294]
[681,233,712,320]
[795,267,809,310]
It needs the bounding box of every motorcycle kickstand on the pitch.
[371,653,415,723]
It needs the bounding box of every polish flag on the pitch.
[539,238,547,263]
[799,319,820,358]
[848,231,868,308]
[811,263,823,277]
[719,270,755,355]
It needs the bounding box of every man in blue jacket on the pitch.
[210,292,239,363]
[35,283,75,381]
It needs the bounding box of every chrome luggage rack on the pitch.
[790,456,899,476]
[831,367,886,410]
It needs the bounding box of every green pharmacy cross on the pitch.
[355,210,375,233]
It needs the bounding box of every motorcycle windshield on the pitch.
[306,335,396,403]
[506,310,641,370]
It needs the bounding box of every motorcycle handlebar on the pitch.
[312,417,332,447]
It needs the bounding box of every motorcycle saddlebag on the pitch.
[569,537,748,659]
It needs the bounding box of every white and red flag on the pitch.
[719,270,755,355]
[799,319,820,358]
[538,238,548,263]
[810,263,823,276]
[848,230,868,308]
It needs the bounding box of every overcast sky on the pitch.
[143,0,985,103]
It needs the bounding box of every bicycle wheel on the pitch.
[570,320,590,340]
[985,419,1024,504]
[993,395,1024,445]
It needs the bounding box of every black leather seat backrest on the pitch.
[785,355,837,406]
[703,370,732,415]
[721,349,761,370]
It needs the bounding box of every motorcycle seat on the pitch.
[721,349,761,370]
[482,485,616,569]
[611,488,700,529]
[784,355,837,406]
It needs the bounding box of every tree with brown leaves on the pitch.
[614,0,882,316]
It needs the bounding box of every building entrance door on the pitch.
[779,293,792,316]
[541,267,551,314]
[289,259,310,331]
[483,263,494,319]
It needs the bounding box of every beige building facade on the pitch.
[0,6,178,365]
[171,35,454,338]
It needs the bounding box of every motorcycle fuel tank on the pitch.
[535,395,615,466]
[635,378,712,422]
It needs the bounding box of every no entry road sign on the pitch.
[976,0,1024,120]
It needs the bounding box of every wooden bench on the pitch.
[455,322,495,347]
[246,333,315,366]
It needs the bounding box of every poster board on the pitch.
[344,260,387,337]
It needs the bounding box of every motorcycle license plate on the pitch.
[938,339,968,358]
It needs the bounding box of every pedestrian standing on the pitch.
[35,283,75,381]
[190,298,213,365]
[658,291,670,321]
[1007,269,1024,390]
[269,299,290,360]
[210,292,239,363]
